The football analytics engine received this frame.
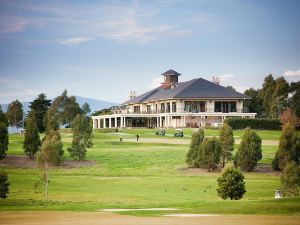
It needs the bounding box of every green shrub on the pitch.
[235,128,262,172]
[276,123,299,170]
[225,118,281,130]
[217,164,246,200]
[186,128,204,167]
[196,137,221,172]
[219,124,234,167]
[280,162,300,197]
[0,170,9,199]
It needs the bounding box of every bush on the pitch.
[0,122,8,160]
[219,124,234,167]
[186,129,204,167]
[276,123,299,170]
[196,137,221,172]
[0,170,9,199]
[23,110,41,159]
[235,128,262,172]
[280,162,300,197]
[68,114,93,160]
[217,164,246,200]
[225,118,281,130]
[271,151,280,171]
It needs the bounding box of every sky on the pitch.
[0,0,300,104]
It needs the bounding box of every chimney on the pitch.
[129,91,137,99]
[212,76,220,85]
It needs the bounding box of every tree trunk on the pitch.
[222,156,225,168]
[45,160,48,200]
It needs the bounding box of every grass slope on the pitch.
[0,129,300,216]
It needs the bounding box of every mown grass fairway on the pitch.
[0,129,300,216]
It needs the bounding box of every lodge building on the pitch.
[92,70,256,129]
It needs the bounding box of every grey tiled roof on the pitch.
[122,77,250,105]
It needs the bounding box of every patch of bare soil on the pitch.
[0,155,95,169]
[180,164,280,175]
[0,212,299,225]
[179,166,222,175]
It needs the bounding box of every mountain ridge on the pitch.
[0,96,118,113]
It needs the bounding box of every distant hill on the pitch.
[0,96,118,114]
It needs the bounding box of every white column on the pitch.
[159,116,162,128]
[103,118,106,128]
[109,118,112,128]
[183,116,186,128]
[120,116,123,128]
[97,119,100,128]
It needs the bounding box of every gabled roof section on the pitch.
[161,69,182,76]
[175,78,249,99]
[121,77,249,105]
[122,88,160,105]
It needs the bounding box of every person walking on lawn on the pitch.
[136,134,139,141]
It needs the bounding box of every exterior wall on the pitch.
[92,98,254,129]
[206,100,214,112]
[126,99,243,114]
[237,100,243,113]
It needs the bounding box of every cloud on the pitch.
[57,37,95,45]
[0,12,44,35]
[149,76,163,89]
[284,70,300,77]
[0,1,216,44]
[219,74,234,81]
[0,76,12,84]
[0,89,40,99]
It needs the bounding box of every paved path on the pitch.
[124,138,278,146]
[0,212,299,225]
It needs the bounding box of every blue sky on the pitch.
[0,0,299,104]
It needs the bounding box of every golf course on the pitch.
[1,128,300,223]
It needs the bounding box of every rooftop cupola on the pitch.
[161,69,181,89]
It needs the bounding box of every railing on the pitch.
[111,108,251,115]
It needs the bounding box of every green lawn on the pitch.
[98,128,283,140]
[0,128,299,216]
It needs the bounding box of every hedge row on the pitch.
[225,118,281,130]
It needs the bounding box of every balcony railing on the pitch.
[112,107,248,114]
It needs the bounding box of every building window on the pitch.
[184,102,191,112]
[134,106,140,113]
[147,105,151,113]
[172,102,176,113]
[161,103,165,113]
[166,103,171,113]
[214,102,237,113]
[184,101,205,113]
